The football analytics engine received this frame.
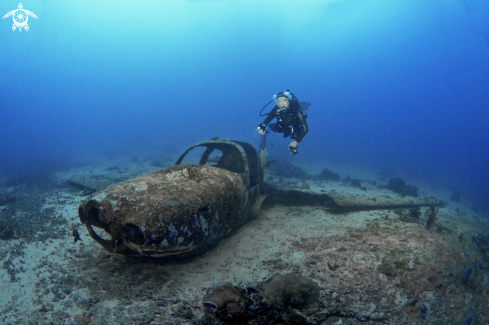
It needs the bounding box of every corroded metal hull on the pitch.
[78,139,265,259]
[79,164,258,258]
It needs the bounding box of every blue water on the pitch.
[1,0,488,212]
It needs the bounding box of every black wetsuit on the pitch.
[261,105,309,142]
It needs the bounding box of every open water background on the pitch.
[1,0,488,213]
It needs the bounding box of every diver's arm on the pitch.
[294,111,309,143]
[261,106,278,126]
[257,106,278,134]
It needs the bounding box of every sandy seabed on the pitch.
[0,154,488,325]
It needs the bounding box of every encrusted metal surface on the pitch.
[78,139,263,259]
[79,164,253,258]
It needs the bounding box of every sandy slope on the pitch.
[0,156,488,324]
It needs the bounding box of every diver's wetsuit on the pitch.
[261,105,309,142]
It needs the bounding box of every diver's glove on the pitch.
[257,123,267,135]
[289,140,298,156]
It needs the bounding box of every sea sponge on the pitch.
[202,283,244,318]
[261,274,319,309]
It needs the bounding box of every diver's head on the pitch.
[273,91,291,109]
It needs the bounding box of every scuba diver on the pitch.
[257,90,309,156]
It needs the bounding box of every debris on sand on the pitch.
[426,202,440,230]
[300,182,310,190]
[202,274,319,323]
[0,219,14,240]
[386,177,419,197]
[272,160,309,179]
[315,168,340,182]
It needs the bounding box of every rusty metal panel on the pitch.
[79,164,254,259]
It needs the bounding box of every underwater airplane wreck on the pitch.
[78,138,445,259]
